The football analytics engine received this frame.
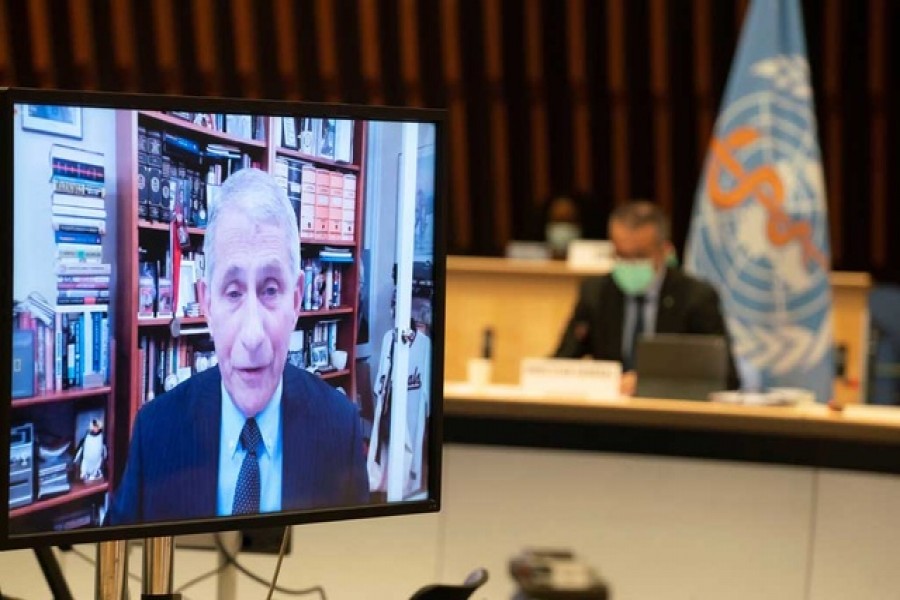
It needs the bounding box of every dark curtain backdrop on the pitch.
[1,0,897,279]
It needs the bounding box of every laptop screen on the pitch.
[634,334,729,401]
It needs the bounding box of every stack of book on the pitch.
[51,145,110,307]
[319,246,353,263]
[301,255,348,311]
[138,333,215,404]
[37,454,70,499]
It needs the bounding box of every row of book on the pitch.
[288,320,341,372]
[273,158,357,242]
[280,117,354,163]
[165,112,267,142]
[137,253,175,319]
[301,256,349,312]
[138,333,217,405]
[12,305,111,399]
[137,126,262,227]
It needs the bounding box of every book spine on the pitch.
[65,314,74,389]
[54,230,102,245]
[57,274,110,284]
[139,336,148,404]
[51,158,106,184]
[44,324,54,393]
[56,297,110,306]
[101,315,109,384]
[57,289,110,299]
[52,179,106,198]
[35,322,45,393]
[56,262,112,276]
[52,204,107,220]
[54,314,63,392]
[52,192,106,210]
[57,281,110,291]
[147,336,156,402]
[74,314,83,387]
[92,312,102,374]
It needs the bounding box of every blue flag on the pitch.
[685,0,834,402]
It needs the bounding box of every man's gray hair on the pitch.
[608,200,671,243]
[202,167,300,284]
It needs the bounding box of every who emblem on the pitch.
[689,55,832,377]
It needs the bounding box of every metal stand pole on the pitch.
[142,536,181,600]
[95,540,129,600]
[33,546,74,600]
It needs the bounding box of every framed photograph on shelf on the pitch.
[310,341,330,369]
[21,104,83,139]
[176,260,198,317]
[282,116,298,149]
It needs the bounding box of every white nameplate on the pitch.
[520,358,621,400]
[566,239,613,272]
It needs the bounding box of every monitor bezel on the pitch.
[0,87,447,550]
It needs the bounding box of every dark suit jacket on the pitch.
[555,268,739,389]
[107,364,369,525]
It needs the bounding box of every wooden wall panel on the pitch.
[868,0,887,268]
[0,0,14,85]
[483,0,511,247]
[607,0,629,205]
[822,0,843,265]
[567,0,592,198]
[0,0,896,278]
[524,0,549,209]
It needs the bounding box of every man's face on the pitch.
[199,211,302,418]
[609,220,666,271]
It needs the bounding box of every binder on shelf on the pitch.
[334,119,354,163]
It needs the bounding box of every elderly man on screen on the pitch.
[108,168,368,526]
[554,200,739,396]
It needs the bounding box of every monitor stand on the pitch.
[96,537,182,599]
[141,537,181,599]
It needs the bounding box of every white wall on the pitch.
[13,105,120,305]
[3,446,900,599]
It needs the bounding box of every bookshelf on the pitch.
[10,107,377,535]
[113,111,367,485]
[10,133,117,532]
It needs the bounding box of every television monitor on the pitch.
[0,88,445,550]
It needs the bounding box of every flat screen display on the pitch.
[1,89,445,549]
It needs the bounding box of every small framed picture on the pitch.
[310,341,329,369]
[22,104,83,139]
[177,260,198,317]
[282,116,298,149]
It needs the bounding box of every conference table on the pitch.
[444,256,871,405]
[443,382,900,474]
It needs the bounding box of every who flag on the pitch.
[684,0,834,402]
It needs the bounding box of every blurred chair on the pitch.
[868,284,900,405]
[409,568,488,600]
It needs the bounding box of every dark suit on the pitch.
[107,364,369,525]
[555,268,739,388]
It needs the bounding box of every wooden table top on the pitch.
[444,382,900,445]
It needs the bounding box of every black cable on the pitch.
[265,526,292,600]
[213,532,327,599]
[173,563,229,595]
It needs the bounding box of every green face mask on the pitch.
[612,260,655,296]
